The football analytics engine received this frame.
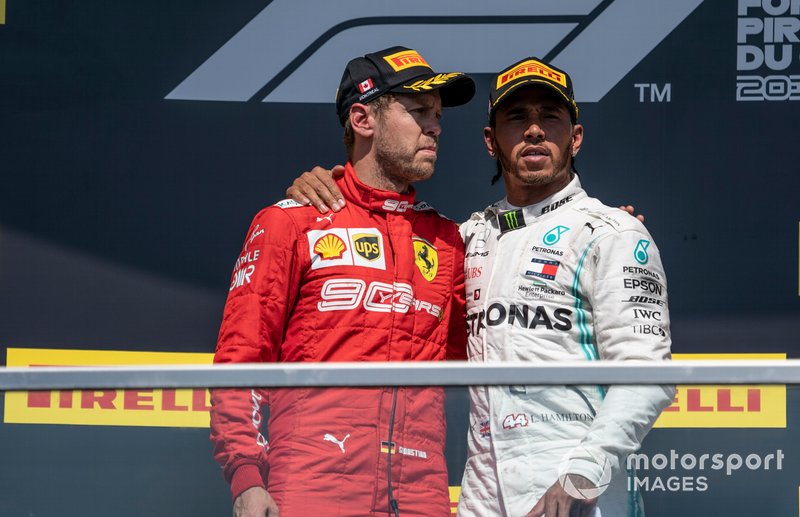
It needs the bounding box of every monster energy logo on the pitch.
[499,209,525,233]
[504,211,520,228]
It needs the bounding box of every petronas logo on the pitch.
[634,239,650,264]
[543,225,570,246]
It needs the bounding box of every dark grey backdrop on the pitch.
[1,1,799,515]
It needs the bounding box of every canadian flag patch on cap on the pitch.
[358,78,374,94]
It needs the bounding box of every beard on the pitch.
[496,137,571,186]
[374,132,437,185]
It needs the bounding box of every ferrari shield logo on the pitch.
[413,237,438,282]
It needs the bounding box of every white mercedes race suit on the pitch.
[457,175,675,517]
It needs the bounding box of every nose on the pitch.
[424,116,441,137]
[524,121,544,141]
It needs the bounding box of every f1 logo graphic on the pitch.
[166,0,703,104]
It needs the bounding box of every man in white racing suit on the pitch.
[455,57,675,517]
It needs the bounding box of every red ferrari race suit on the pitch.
[211,163,467,517]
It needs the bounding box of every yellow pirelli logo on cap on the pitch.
[497,60,567,89]
[653,353,786,429]
[1,0,6,24]
[3,348,214,428]
[383,50,430,72]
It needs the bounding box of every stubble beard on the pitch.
[374,134,436,186]
[498,138,571,187]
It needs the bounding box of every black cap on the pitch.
[335,46,475,126]
[489,57,578,122]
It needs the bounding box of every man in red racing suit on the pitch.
[211,46,473,517]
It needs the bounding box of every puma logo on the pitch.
[323,433,351,454]
[316,214,335,224]
[584,222,603,234]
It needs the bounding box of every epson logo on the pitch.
[166,0,704,104]
[623,278,663,295]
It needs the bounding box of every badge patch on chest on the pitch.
[525,258,560,281]
[413,237,438,282]
[308,228,386,270]
[353,234,381,261]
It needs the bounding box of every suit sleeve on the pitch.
[447,223,468,360]
[566,224,676,484]
[210,207,302,501]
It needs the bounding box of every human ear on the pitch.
[483,127,496,157]
[350,104,373,138]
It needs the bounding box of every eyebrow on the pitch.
[503,102,564,115]
[415,99,439,109]
[503,105,530,115]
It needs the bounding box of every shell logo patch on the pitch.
[413,237,438,282]
[314,233,347,260]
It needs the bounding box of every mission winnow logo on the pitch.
[166,0,704,104]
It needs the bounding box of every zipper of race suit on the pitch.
[384,210,400,516]
[387,387,400,516]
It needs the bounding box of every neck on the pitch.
[505,172,573,207]
[351,151,410,193]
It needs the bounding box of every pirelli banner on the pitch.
[4,350,787,430]
[4,349,212,428]
[3,349,797,515]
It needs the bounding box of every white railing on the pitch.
[0,360,797,390]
